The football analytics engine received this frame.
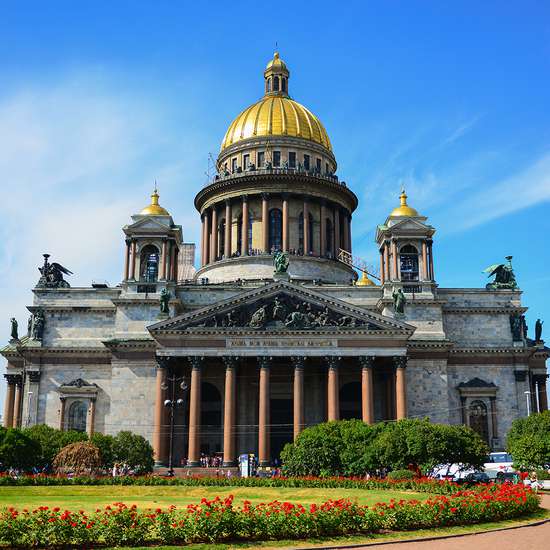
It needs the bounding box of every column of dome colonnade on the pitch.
[198,193,353,267]
[150,354,408,467]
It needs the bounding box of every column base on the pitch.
[222,460,237,468]
[259,460,271,467]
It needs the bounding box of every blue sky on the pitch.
[1,1,549,407]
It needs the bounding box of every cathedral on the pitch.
[2,53,548,468]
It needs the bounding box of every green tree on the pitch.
[91,432,115,469]
[0,428,41,471]
[507,410,550,469]
[23,424,87,469]
[112,431,154,474]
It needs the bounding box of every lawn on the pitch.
[0,485,426,513]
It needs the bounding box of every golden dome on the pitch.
[140,188,170,216]
[389,189,419,218]
[221,96,332,152]
[356,271,377,286]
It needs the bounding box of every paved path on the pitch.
[355,493,550,550]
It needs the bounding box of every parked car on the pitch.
[495,471,521,484]
[456,472,491,485]
[483,452,515,476]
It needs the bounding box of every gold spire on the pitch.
[389,188,419,218]
[140,185,170,216]
[356,270,377,286]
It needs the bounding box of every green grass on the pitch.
[0,485,426,513]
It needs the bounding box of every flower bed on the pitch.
[0,474,461,494]
[0,483,539,547]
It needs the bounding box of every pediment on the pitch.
[149,281,414,334]
[388,218,433,232]
[126,217,172,232]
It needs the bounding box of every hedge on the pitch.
[0,483,539,547]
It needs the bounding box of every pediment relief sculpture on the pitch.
[187,293,377,331]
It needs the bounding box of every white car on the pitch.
[483,452,515,478]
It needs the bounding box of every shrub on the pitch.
[282,419,489,477]
[387,469,416,480]
[23,424,87,470]
[112,431,154,474]
[0,428,40,471]
[91,432,115,469]
[507,411,550,469]
[53,441,102,475]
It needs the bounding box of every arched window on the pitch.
[400,244,419,282]
[273,76,279,91]
[325,218,333,256]
[298,212,314,254]
[269,208,282,251]
[218,219,225,259]
[267,78,272,92]
[236,213,253,254]
[140,244,160,282]
[468,400,489,443]
[282,78,287,92]
[68,401,87,432]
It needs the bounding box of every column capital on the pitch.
[325,356,341,370]
[261,192,270,200]
[224,198,232,206]
[4,374,18,385]
[291,356,306,369]
[393,356,407,370]
[359,356,376,369]
[59,395,67,402]
[188,356,204,370]
[27,370,41,383]
[156,356,174,370]
[222,356,239,369]
[257,356,272,369]
[241,194,248,203]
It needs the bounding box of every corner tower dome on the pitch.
[219,52,333,164]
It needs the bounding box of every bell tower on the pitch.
[375,190,436,298]
[122,188,184,292]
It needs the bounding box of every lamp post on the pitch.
[524,391,531,416]
[25,391,33,427]
[161,372,188,476]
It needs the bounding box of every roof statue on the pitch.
[36,254,73,288]
[483,256,518,290]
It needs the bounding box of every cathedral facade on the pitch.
[2,53,548,468]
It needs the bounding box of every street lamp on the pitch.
[524,391,531,416]
[25,391,33,427]
[162,373,189,476]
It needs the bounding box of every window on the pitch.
[243,154,250,170]
[316,158,322,172]
[218,219,225,259]
[298,212,314,253]
[282,78,287,92]
[469,400,489,443]
[273,76,279,91]
[288,152,296,168]
[303,154,310,170]
[68,401,87,432]
[325,218,333,256]
[267,78,272,92]
[231,158,237,173]
[140,244,160,282]
[273,151,281,167]
[257,151,265,168]
[237,213,253,254]
[269,208,282,251]
[325,163,329,174]
[399,244,419,282]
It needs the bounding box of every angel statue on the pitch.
[273,250,289,274]
[36,254,73,288]
[483,256,518,290]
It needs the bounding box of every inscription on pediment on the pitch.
[188,293,377,331]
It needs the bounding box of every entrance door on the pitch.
[270,398,292,464]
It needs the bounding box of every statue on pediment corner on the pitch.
[10,318,18,341]
[535,318,544,342]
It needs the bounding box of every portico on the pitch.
[148,280,413,466]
